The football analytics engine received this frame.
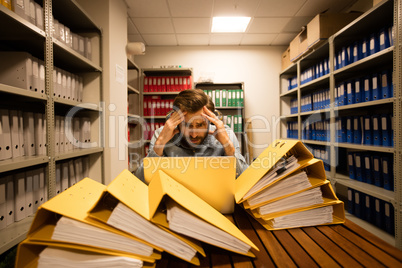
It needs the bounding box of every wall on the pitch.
[77,0,129,184]
[134,46,285,157]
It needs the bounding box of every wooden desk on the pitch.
[156,207,402,267]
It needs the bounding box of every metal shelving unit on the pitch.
[279,0,401,249]
[0,0,104,254]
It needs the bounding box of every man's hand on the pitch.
[153,110,186,156]
[201,106,235,156]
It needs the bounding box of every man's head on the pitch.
[173,89,214,146]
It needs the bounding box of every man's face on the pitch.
[180,108,209,146]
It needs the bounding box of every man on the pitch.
[135,89,248,182]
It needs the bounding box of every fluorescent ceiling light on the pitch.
[211,17,251,33]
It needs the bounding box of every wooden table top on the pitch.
[156,206,402,268]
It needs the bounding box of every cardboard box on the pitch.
[373,0,382,6]
[281,47,291,71]
[290,28,308,62]
[307,13,362,50]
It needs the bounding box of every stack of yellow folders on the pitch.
[235,139,345,230]
[15,169,258,267]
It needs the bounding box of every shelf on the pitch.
[128,58,140,71]
[300,41,329,65]
[335,98,394,111]
[143,116,166,119]
[300,74,330,91]
[0,83,47,101]
[53,38,102,73]
[0,216,34,255]
[143,92,181,95]
[302,140,330,146]
[336,142,395,153]
[280,88,298,97]
[335,173,395,203]
[128,85,140,94]
[128,140,142,147]
[55,147,103,161]
[143,68,192,76]
[54,98,103,111]
[195,82,244,90]
[280,62,297,76]
[52,0,101,33]
[0,155,48,173]
[280,114,298,119]
[300,108,331,116]
[345,212,395,246]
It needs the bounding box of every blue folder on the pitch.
[348,152,355,179]
[372,73,381,100]
[372,115,382,146]
[346,117,353,143]
[361,37,369,58]
[354,190,363,219]
[346,79,355,105]
[363,115,372,145]
[363,154,373,184]
[374,198,384,229]
[347,188,354,214]
[381,114,392,146]
[364,194,374,224]
[353,116,362,144]
[369,32,379,55]
[363,75,372,102]
[355,152,363,182]
[380,69,393,99]
[382,155,393,191]
[354,77,362,103]
[384,202,395,235]
[379,27,391,51]
[373,155,382,187]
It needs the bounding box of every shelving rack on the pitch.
[279,0,401,249]
[0,0,103,254]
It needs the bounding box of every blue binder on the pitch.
[379,27,391,51]
[364,194,374,224]
[381,114,392,146]
[353,116,362,144]
[354,152,363,182]
[347,188,354,214]
[346,117,353,143]
[373,155,382,187]
[363,154,373,184]
[380,69,393,99]
[363,115,372,145]
[361,37,369,58]
[382,155,393,191]
[351,41,360,63]
[342,46,348,67]
[354,77,362,103]
[363,75,372,102]
[371,73,381,100]
[348,152,355,179]
[354,190,363,218]
[384,202,395,235]
[346,79,355,105]
[369,32,379,55]
[374,198,384,229]
[372,115,382,146]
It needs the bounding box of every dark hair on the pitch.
[173,89,215,113]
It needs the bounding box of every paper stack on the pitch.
[235,139,345,230]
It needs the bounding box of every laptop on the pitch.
[143,156,236,214]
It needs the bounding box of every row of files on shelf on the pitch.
[0,156,89,230]
[203,89,244,108]
[0,52,85,102]
[143,96,173,116]
[143,76,192,92]
[306,144,330,171]
[347,188,394,235]
[348,151,393,191]
[335,25,394,70]
[5,0,44,30]
[290,68,393,114]
[0,109,92,161]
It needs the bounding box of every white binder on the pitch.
[18,111,25,157]
[42,113,47,155]
[32,169,40,211]
[55,163,62,195]
[23,112,35,156]
[71,75,76,101]
[69,160,77,187]
[6,175,15,226]
[78,76,84,102]
[74,158,83,182]
[14,171,26,222]
[39,167,46,205]
[0,177,7,230]
[55,115,60,153]
[61,70,67,99]
[0,109,12,160]
[59,117,65,153]
[66,72,72,100]
[25,170,34,216]
[61,162,69,192]
[73,117,81,149]
[32,57,39,93]
[12,0,27,19]
[0,52,33,91]
[84,37,92,60]
[56,68,62,98]
[34,113,43,156]
[28,0,35,25]
[9,110,21,159]
[83,156,90,179]
[38,59,45,94]
[34,2,43,30]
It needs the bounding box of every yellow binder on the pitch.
[15,240,156,268]
[25,177,160,263]
[243,158,328,209]
[235,139,314,204]
[88,169,258,265]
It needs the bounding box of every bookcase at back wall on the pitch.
[0,0,104,254]
[279,0,401,249]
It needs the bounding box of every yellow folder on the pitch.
[143,156,236,214]
[243,158,328,210]
[15,240,156,268]
[25,177,160,263]
[235,139,314,204]
[88,169,258,265]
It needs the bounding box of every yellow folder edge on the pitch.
[88,169,203,266]
[235,139,314,203]
[243,158,327,210]
[26,177,161,261]
[15,239,157,268]
[253,201,345,231]
[148,170,258,257]
[251,181,338,219]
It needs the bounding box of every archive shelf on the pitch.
[0,0,104,254]
[279,0,401,248]
[127,57,142,171]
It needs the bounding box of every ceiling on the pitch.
[126,0,371,46]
